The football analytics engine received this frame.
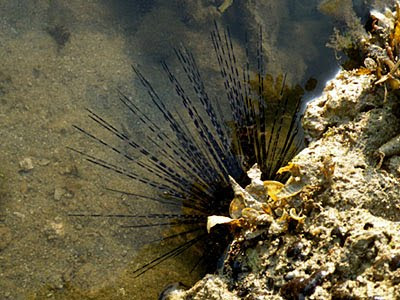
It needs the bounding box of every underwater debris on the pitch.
[218,0,234,13]
[70,22,306,296]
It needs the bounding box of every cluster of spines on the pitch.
[70,22,304,278]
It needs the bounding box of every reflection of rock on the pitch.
[372,0,397,11]
[237,1,297,79]
[318,0,356,22]
[228,0,333,85]
[141,0,334,86]
[133,7,187,62]
[171,0,219,26]
[133,1,220,63]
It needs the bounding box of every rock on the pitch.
[43,221,65,241]
[176,67,400,299]
[18,157,34,172]
[54,187,66,201]
[171,275,239,300]
[38,158,51,166]
[59,164,79,177]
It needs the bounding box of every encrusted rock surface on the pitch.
[168,70,400,299]
[167,275,239,300]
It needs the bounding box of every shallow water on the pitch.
[0,0,368,299]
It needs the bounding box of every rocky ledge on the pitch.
[167,69,400,299]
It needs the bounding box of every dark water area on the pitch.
[0,0,376,299]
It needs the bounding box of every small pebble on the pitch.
[54,187,66,201]
[38,158,51,166]
[44,222,65,241]
[60,165,79,177]
[19,157,34,172]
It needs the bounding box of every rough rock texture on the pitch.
[167,275,239,300]
[169,70,400,299]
